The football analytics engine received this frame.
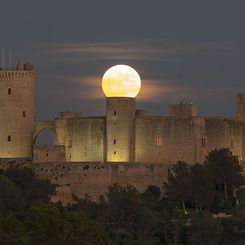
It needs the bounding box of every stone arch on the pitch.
[33,121,55,144]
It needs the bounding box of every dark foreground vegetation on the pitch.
[0,148,245,244]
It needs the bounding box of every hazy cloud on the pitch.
[34,39,245,65]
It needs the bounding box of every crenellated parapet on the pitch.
[0,70,36,81]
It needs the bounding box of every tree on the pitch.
[205,148,244,201]
[0,214,30,245]
[25,206,113,245]
[190,164,215,211]
[186,211,222,245]
[105,184,154,242]
[5,167,55,208]
[63,211,113,245]
[140,185,162,211]
[165,161,191,214]
[0,175,23,213]
[25,206,73,244]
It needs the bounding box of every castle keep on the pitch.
[0,63,245,200]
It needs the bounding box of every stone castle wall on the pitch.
[33,162,171,200]
[33,145,66,163]
[205,118,245,161]
[33,114,245,165]
[63,117,106,162]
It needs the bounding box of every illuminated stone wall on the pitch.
[33,145,66,163]
[135,115,245,164]
[0,69,36,158]
[54,116,106,162]
[205,118,245,161]
[106,97,135,162]
[34,162,170,200]
[46,107,245,165]
[135,116,206,164]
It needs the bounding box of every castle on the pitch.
[0,62,244,200]
[1,63,245,164]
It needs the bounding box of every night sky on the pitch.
[1,0,245,120]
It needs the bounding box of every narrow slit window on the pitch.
[114,110,117,115]
[8,88,11,95]
[22,111,26,117]
[178,151,182,158]
[114,151,116,155]
[8,135,11,142]
[201,137,206,148]
[113,139,116,145]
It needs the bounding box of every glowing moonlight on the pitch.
[102,65,141,98]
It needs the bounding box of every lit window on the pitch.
[155,137,162,147]
[8,135,11,142]
[8,88,11,95]
[22,111,26,117]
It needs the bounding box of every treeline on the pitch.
[0,148,245,244]
[166,148,244,213]
[0,167,112,245]
[69,148,245,244]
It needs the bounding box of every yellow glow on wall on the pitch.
[102,65,141,98]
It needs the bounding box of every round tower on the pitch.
[102,65,141,162]
[0,63,36,158]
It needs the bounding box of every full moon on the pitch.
[102,65,141,98]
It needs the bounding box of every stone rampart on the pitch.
[34,162,171,201]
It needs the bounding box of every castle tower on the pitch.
[106,97,135,162]
[236,94,245,120]
[102,65,141,162]
[0,63,36,158]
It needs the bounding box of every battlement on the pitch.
[0,70,36,81]
[168,102,197,118]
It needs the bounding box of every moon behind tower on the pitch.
[102,65,141,98]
